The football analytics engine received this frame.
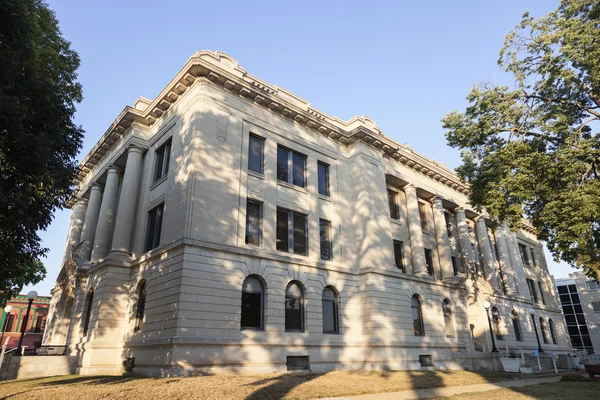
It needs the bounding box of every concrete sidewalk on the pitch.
[321,375,562,400]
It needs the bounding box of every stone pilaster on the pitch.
[405,184,427,277]
[476,216,499,289]
[432,196,454,280]
[110,146,144,258]
[455,207,476,272]
[62,197,88,263]
[78,184,103,261]
[494,223,518,295]
[91,166,120,262]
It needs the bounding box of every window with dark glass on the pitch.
[393,240,405,272]
[388,189,399,220]
[527,278,538,303]
[320,219,332,261]
[248,135,264,174]
[322,287,339,334]
[419,203,429,231]
[34,316,44,333]
[318,162,330,196]
[276,208,308,255]
[154,139,172,182]
[512,311,523,341]
[241,276,264,330]
[83,290,94,336]
[530,247,536,266]
[519,243,530,267]
[285,282,304,331]
[443,300,454,338]
[452,256,458,275]
[5,315,15,332]
[145,203,164,251]
[444,212,453,237]
[538,281,546,305]
[492,307,503,340]
[277,146,306,187]
[411,295,425,336]
[498,269,507,295]
[424,248,434,276]
[549,319,557,344]
[134,281,147,333]
[540,317,549,344]
[245,199,262,246]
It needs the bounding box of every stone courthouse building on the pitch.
[43,51,570,375]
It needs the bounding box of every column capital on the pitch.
[455,206,466,214]
[405,183,417,191]
[432,195,444,204]
[74,197,88,206]
[106,164,121,175]
[475,213,489,223]
[90,182,102,192]
[126,145,145,155]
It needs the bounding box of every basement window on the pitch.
[419,355,433,367]
[286,356,310,371]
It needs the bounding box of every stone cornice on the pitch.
[71,50,469,208]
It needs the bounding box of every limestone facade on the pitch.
[43,51,570,376]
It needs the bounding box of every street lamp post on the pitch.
[16,291,38,356]
[528,308,544,353]
[483,301,499,352]
[0,305,14,346]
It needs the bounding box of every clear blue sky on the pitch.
[24,0,577,296]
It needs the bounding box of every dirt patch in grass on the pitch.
[0,370,516,400]
[425,381,599,399]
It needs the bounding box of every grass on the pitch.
[0,370,517,400]
[425,381,599,399]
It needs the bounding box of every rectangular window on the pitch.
[424,248,434,276]
[519,243,530,267]
[318,162,330,196]
[145,203,164,251]
[320,219,332,261]
[444,212,453,237]
[537,281,546,305]
[5,315,15,332]
[419,203,429,231]
[586,281,599,290]
[530,247,536,267]
[452,256,458,275]
[245,199,262,246]
[34,316,44,333]
[154,139,172,182]
[393,240,404,272]
[248,134,264,174]
[277,146,306,188]
[527,278,538,303]
[276,208,308,255]
[388,189,399,220]
[592,301,600,312]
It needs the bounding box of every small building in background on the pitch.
[0,294,51,351]
[554,272,600,354]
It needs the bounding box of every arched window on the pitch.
[134,281,147,332]
[411,295,425,336]
[549,319,557,344]
[322,287,339,334]
[285,281,304,332]
[491,307,503,340]
[443,299,454,338]
[511,310,523,342]
[241,276,264,330]
[539,317,549,344]
[83,290,94,336]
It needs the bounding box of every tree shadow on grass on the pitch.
[244,372,322,400]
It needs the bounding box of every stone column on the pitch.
[91,166,120,262]
[456,207,476,272]
[494,223,518,295]
[62,198,88,263]
[432,196,454,280]
[110,147,144,258]
[405,184,427,276]
[78,184,103,261]
[476,216,499,288]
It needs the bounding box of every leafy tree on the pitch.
[443,0,600,280]
[0,0,83,305]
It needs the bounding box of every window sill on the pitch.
[150,175,168,190]
[319,194,332,202]
[248,171,265,180]
[277,180,308,194]
[390,218,402,225]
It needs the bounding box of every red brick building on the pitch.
[1,294,51,352]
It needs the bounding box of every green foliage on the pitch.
[442,0,600,280]
[0,0,83,305]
